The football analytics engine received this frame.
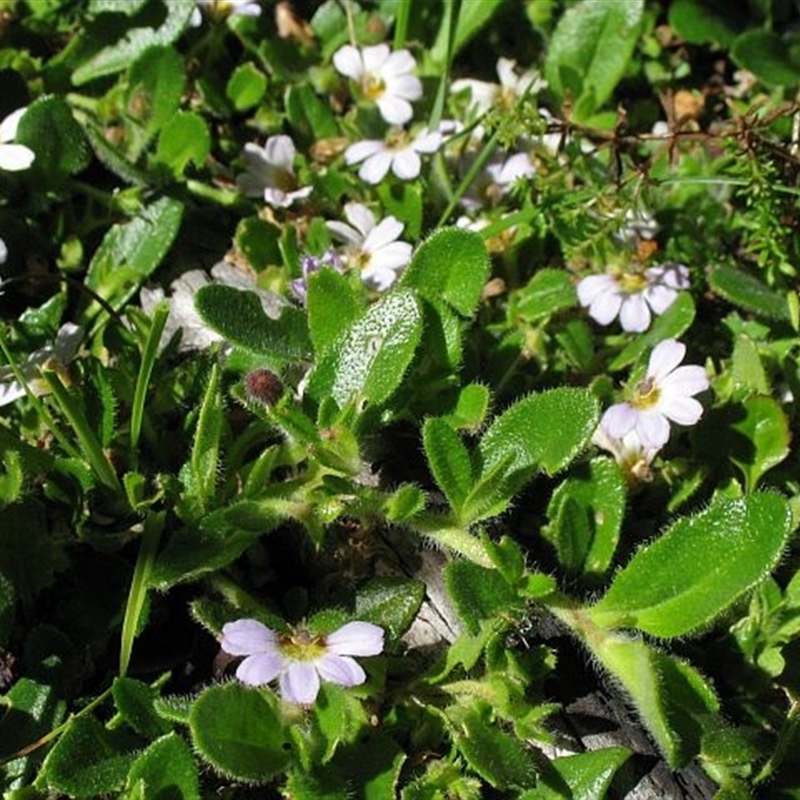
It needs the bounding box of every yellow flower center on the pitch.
[362,74,386,101]
[385,129,410,152]
[617,271,648,294]
[630,376,660,410]
[278,629,327,661]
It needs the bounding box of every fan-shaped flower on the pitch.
[577,263,689,333]
[236,135,312,208]
[333,44,422,125]
[601,338,709,450]
[345,127,441,184]
[452,57,546,117]
[327,202,412,290]
[191,0,261,25]
[221,618,384,704]
[0,108,35,172]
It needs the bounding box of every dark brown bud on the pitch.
[244,369,283,406]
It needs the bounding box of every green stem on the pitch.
[393,0,411,49]
[43,369,121,493]
[428,0,462,133]
[119,511,165,677]
[130,302,169,468]
[754,695,800,785]
[413,513,493,567]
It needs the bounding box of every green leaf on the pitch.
[195,284,311,364]
[445,561,519,635]
[180,361,222,515]
[428,0,505,66]
[112,676,171,740]
[589,494,792,637]
[126,45,185,139]
[515,268,577,321]
[731,335,769,395]
[72,0,195,85]
[668,0,744,46]
[189,682,292,782]
[732,30,800,89]
[307,289,423,412]
[226,63,268,111]
[729,395,790,492]
[545,458,626,577]
[482,534,526,585]
[709,265,791,321]
[588,634,719,768]
[355,577,425,640]
[478,387,599,492]
[608,292,695,371]
[151,500,281,588]
[444,382,491,431]
[449,706,537,789]
[423,417,474,513]
[285,83,338,140]
[15,96,90,183]
[126,733,200,800]
[83,196,184,320]
[521,747,631,799]
[399,228,490,317]
[382,483,426,522]
[545,0,645,122]
[306,267,360,356]
[155,111,211,176]
[41,715,136,798]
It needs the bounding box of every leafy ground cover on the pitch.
[3,0,800,797]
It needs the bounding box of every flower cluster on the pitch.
[221,618,384,704]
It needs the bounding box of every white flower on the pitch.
[0,323,83,407]
[601,338,709,450]
[460,150,535,211]
[0,108,35,172]
[221,618,384,705]
[345,127,441,184]
[577,263,689,333]
[333,44,422,126]
[452,57,546,117]
[327,202,412,290]
[592,425,660,483]
[0,236,7,265]
[191,0,261,25]
[236,135,312,208]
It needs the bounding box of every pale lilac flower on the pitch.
[452,57,546,117]
[191,0,261,25]
[333,44,422,126]
[291,249,344,303]
[345,128,442,184]
[577,263,689,333]
[236,135,312,208]
[601,338,709,450]
[0,108,35,172]
[327,202,412,290]
[0,323,83,407]
[221,618,384,704]
[592,425,660,483]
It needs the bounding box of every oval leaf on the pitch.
[589,494,792,637]
[423,417,474,513]
[189,682,292,782]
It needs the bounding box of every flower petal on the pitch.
[362,43,390,74]
[367,241,412,272]
[280,662,320,704]
[377,95,414,126]
[0,108,26,143]
[635,411,671,449]
[577,274,616,306]
[0,143,35,171]
[587,290,623,326]
[660,396,704,426]
[658,364,709,400]
[221,619,277,656]
[315,654,366,687]
[344,202,376,237]
[359,151,393,184]
[618,294,651,333]
[327,221,363,246]
[390,149,421,180]
[381,49,417,79]
[332,45,363,79]
[236,653,283,686]
[326,621,384,656]
[345,139,385,165]
[601,403,638,440]
[647,338,685,383]
[643,284,678,315]
[363,216,404,251]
